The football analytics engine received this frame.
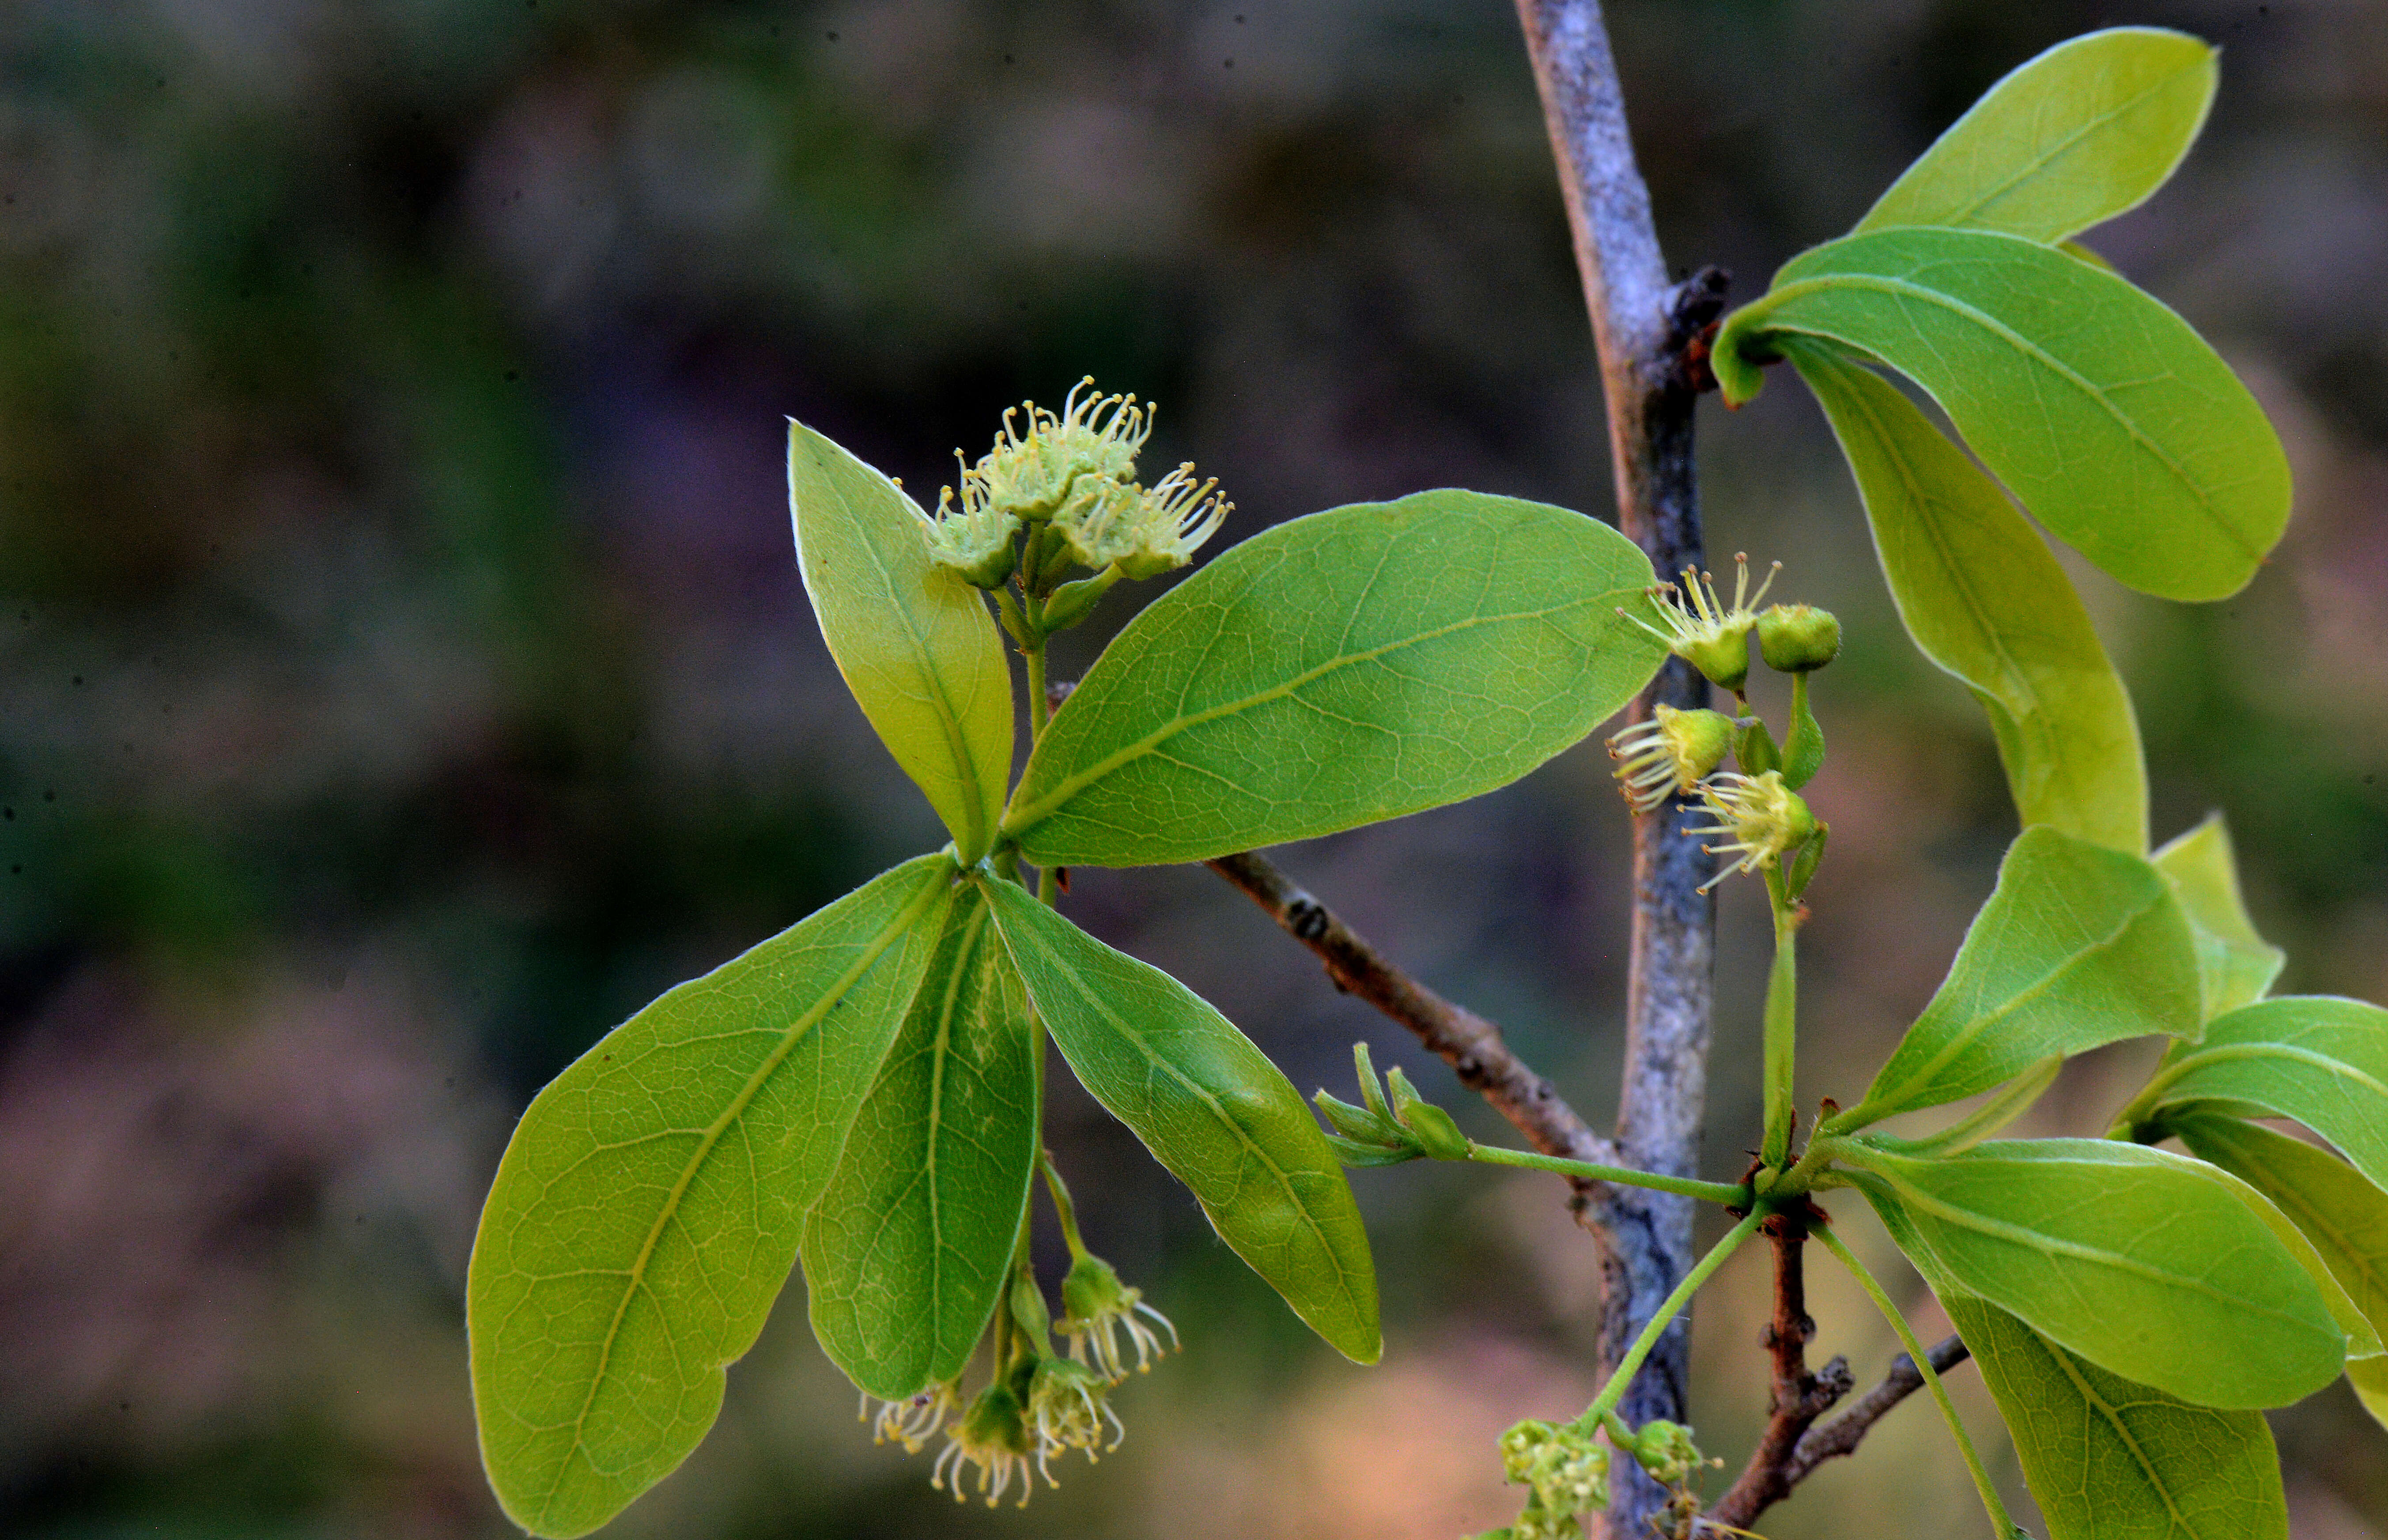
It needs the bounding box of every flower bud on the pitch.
[1385,1066,1471,1161]
[1757,603,1840,672]
[1624,1418,1710,1484]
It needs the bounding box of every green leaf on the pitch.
[1002,489,1663,868]
[790,421,1013,864]
[979,877,1381,1363]
[2142,997,2388,1189]
[2153,816,2286,1019]
[800,885,1038,1400]
[2171,1114,2388,1355]
[469,855,961,1538]
[1837,827,2199,1128]
[1715,228,2292,602]
[1789,342,2145,853]
[1942,1292,2286,1540]
[1857,27,2218,244]
[1844,1137,2343,1408]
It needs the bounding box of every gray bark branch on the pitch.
[1513,1,1722,1532]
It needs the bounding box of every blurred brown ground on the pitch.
[1,1,2382,1536]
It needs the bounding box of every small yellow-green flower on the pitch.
[1685,770,1816,891]
[861,1380,959,1454]
[1059,1254,1179,1380]
[1027,1357,1124,1482]
[967,377,1152,523]
[932,1381,1037,1508]
[1608,704,1736,814]
[1623,552,1780,692]
[921,468,1021,588]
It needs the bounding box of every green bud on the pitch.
[1625,1418,1708,1484]
[1385,1066,1471,1161]
[1757,603,1840,672]
[1009,1270,1055,1352]
[1040,565,1122,631]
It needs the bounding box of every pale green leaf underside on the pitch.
[981,878,1381,1363]
[469,855,961,1538]
[1850,827,2198,1125]
[801,885,1039,1400]
[1944,1292,2286,1540]
[1858,27,2218,245]
[1791,342,2145,853]
[2173,1115,2388,1358]
[2148,996,2388,1190]
[1004,489,1663,868]
[1847,1138,2343,1408]
[1723,227,2291,602]
[2153,815,2286,1020]
[790,421,1013,863]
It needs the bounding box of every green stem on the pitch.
[1814,1224,2016,1539]
[1041,1149,1092,1262]
[1466,1142,1750,1207]
[1773,1131,1848,1195]
[1761,864,1799,1170]
[1022,640,1060,908]
[1572,1210,1762,1434]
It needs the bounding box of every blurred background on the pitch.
[2,0,2383,1535]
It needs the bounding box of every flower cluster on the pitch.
[1606,557,1835,895]
[918,377,1229,602]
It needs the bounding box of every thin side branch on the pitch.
[1205,849,1620,1170]
[1782,1334,1970,1487]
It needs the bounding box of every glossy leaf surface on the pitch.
[1944,1293,2286,1540]
[1792,343,2144,852]
[801,885,1038,1400]
[2154,815,2285,1019]
[1858,28,2217,244]
[470,856,959,1538]
[1003,490,1663,867]
[1716,227,2291,602]
[1847,1138,2343,1408]
[1844,827,2198,1127]
[981,878,1381,1363]
[2147,997,2388,1189]
[790,422,1013,863]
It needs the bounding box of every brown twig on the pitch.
[1701,1223,1855,1531]
[1513,2,1722,1531]
[1205,849,1620,1170]
[1782,1334,1970,1486]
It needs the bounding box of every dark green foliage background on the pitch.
[1,1,2381,1536]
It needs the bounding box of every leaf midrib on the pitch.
[1904,51,2205,232]
[991,889,1362,1312]
[1803,344,2040,719]
[1755,265,2260,560]
[806,442,998,859]
[2036,1328,2203,1535]
[532,868,951,1514]
[1865,1153,2319,1331]
[1869,868,2161,1111]
[1002,596,1606,837]
[2152,1041,2388,1108]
